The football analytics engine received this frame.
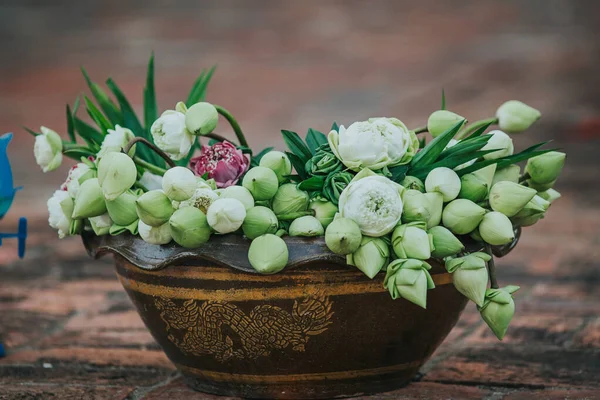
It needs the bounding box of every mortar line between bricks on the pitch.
[125,371,182,400]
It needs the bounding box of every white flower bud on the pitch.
[207,198,246,234]
[496,100,540,133]
[97,152,137,201]
[162,167,197,201]
[98,125,135,157]
[220,185,255,211]
[151,110,193,160]
[482,130,514,160]
[138,220,172,245]
[425,167,461,202]
[185,102,218,136]
[289,216,324,237]
[34,126,63,172]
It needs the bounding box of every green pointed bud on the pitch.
[459,164,496,203]
[138,220,172,245]
[185,102,218,135]
[526,179,555,192]
[347,236,390,279]
[442,199,486,234]
[220,186,254,211]
[309,200,338,229]
[400,175,425,192]
[424,192,443,229]
[259,151,292,183]
[525,151,566,185]
[248,234,289,274]
[429,226,464,258]
[106,190,139,226]
[511,195,550,227]
[401,189,431,224]
[72,178,107,219]
[392,222,432,260]
[479,211,514,246]
[384,259,435,308]
[325,217,362,255]
[427,110,467,138]
[496,100,541,133]
[34,126,63,172]
[482,130,514,160]
[89,213,112,236]
[242,166,279,201]
[425,167,461,202]
[479,285,520,340]
[538,188,561,204]
[271,183,310,215]
[289,216,324,237]
[489,181,537,217]
[162,167,197,201]
[207,198,246,234]
[136,190,175,227]
[242,206,278,239]
[97,152,137,200]
[492,164,521,186]
[445,252,490,307]
[175,101,188,114]
[169,206,211,248]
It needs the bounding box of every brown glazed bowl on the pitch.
[82,229,519,399]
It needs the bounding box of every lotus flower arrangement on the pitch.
[30,57,565,341]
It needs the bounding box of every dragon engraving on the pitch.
[154,293,334,362]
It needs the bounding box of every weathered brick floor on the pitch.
[1,1,600,399]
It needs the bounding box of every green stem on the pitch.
[519,172,530,183]
[277,210,315,221]
[133,156,168,176]
[214,105,248,148]
[484,243,499,289]
[456,117,498,140]
[412,126,428,134]
[275,229,287,237]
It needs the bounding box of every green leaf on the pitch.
[298,175,326,191]
[23,126,40,137]
[144,53,158,132]
[250,147,274,167]
[331,121,339,132]
[74,117,104,149]
[66,105,76,143]
[464,120,494,140]
[305,128,328,154]
[441,89,446,110]
[186,66,216,106]
[389,165,409,183]
[437,135,491,161]
[419,136,426,149]
[281,130,312,162]
[84,96,113,133]
[410,120,464,168]
[286,151,308,180]
[81,67,123,125]
[409,149,500,180]
[73,96,81,114]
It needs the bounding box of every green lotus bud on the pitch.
[526,179,555,192]
[184,102,218,135]
[392,222,432,260]
[400,175,425,192]
[34,126,63,172]
[511,195,550,227]
[162,167,197,201]
[445,252,490,307]
[478,285,520,340]
[304,145,342,176]
[479,211,514,246]
[169,206,211,248]
[248,234,289,274]
[401,189,431,224]
[427,110,467,138]
[136,190,175,227]
[97,152,137,201]
[442,199,486,234]
[496,100,541,133]
[289,216,324,237]
[219,185,254,211]
[482,130,514,160]
[538,188,561,204]
[309,199,338,228]
[242,166,279,201]
[384,259,435,308]
[424,192,443,229]
[138,220,172,245]
[242,206,278,239]
[459,164,496,203]
[105,190,139,226]
[492,164,521,187]
[425,167,461,202]
[271,183,310,215]
[525,151,566,185]
[489,181,537,217]
[175,101,188,114]
[324,217,362,255]
[207,198,246,234]
[429,226,464,258]
[347,236,390,279]
[259,151,292,183]
[89,213,112,236]
[72,178,107,219]
[323,170,353,205]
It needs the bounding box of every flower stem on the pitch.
[519,172,530,183]
[412,126,428,134]
[204,132,230,143]
[455,117,498,140]
[277,210,315,221]
[214,105,249,148]
[275,229,287,237]
[133,156,168,176]
[123,137,177,169]
[484,243,499,289]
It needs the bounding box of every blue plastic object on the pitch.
[0,132,27,258]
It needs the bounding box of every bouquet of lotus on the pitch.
[31,56,565,399]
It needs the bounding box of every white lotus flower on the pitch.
[47,190,73,239]
[328,117,418,171]
[61,162,93,198]
[172,187,219,213]
[339,169,405,237]
[151,110,194,160]
[98,125,135,157]
[34,127,63,172]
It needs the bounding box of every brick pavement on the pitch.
[1,1,600,399]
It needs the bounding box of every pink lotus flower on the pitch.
[190,141,249,188]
